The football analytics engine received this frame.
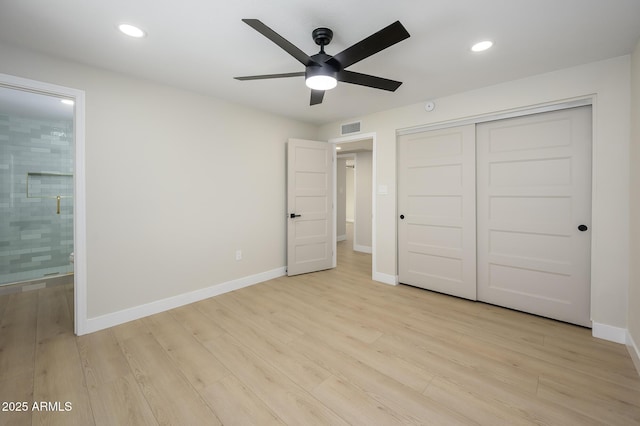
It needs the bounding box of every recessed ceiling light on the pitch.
[60,99,74,106]
[471,40,493,52]
[118,23,146,38]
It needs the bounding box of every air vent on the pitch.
[341,121,361,135]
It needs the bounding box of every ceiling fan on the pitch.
[234,19,410,106]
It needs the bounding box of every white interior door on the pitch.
[398,125,476,300]
[287,139,334,276]
[476,106,592,327]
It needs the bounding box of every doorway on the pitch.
[333,137,374,272]
[0,73,86,335]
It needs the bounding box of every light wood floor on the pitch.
[2,234,640,425]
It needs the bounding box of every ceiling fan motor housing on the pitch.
[306,52,338,80]
[312,27,333,47]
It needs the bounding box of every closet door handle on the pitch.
[290,213,301,218]
[578,224,588,232]
[400,214,405,220]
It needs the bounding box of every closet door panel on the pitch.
[476,106,592,327]
[398,125,476,300]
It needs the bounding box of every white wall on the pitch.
[0,43,318,325]
[355,151,372,251]
[336,157,347,239]
[319,56,631,332]
[345,165,355,222]
[629,39,640,360]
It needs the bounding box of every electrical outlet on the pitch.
[235,249,242,261]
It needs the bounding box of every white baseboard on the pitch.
[337,234,347,242]
[627,331,640,376]
[83,267,286,335]
[592,322,627,344]
[354,244,372,254]
[373,271,398,286]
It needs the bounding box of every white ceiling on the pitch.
[1,0,639,125]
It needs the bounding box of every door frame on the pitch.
[329,132,377,279]
[0,73,87,335]
[397,98,593,136]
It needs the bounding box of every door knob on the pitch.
[578,224,588,232]
[290,213,301,218]
[400,214,405,220]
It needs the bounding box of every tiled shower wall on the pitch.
[0,113,74,285]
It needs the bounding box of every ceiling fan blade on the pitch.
[310,89,325,105]
[338,70,402,91]
[235,72,305,81]
[242,19,317,67]
[327,21,410,69]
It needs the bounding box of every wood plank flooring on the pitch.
[1,231,639,425]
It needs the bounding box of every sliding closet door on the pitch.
[398,125,476,300]
[476,106,592,327]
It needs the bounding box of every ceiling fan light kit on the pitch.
[235,19,410,105]
[305,27,338,90]
[305,74,337,91]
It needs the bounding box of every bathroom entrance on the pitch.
[1,73,86,334]
[0,85,75,293]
